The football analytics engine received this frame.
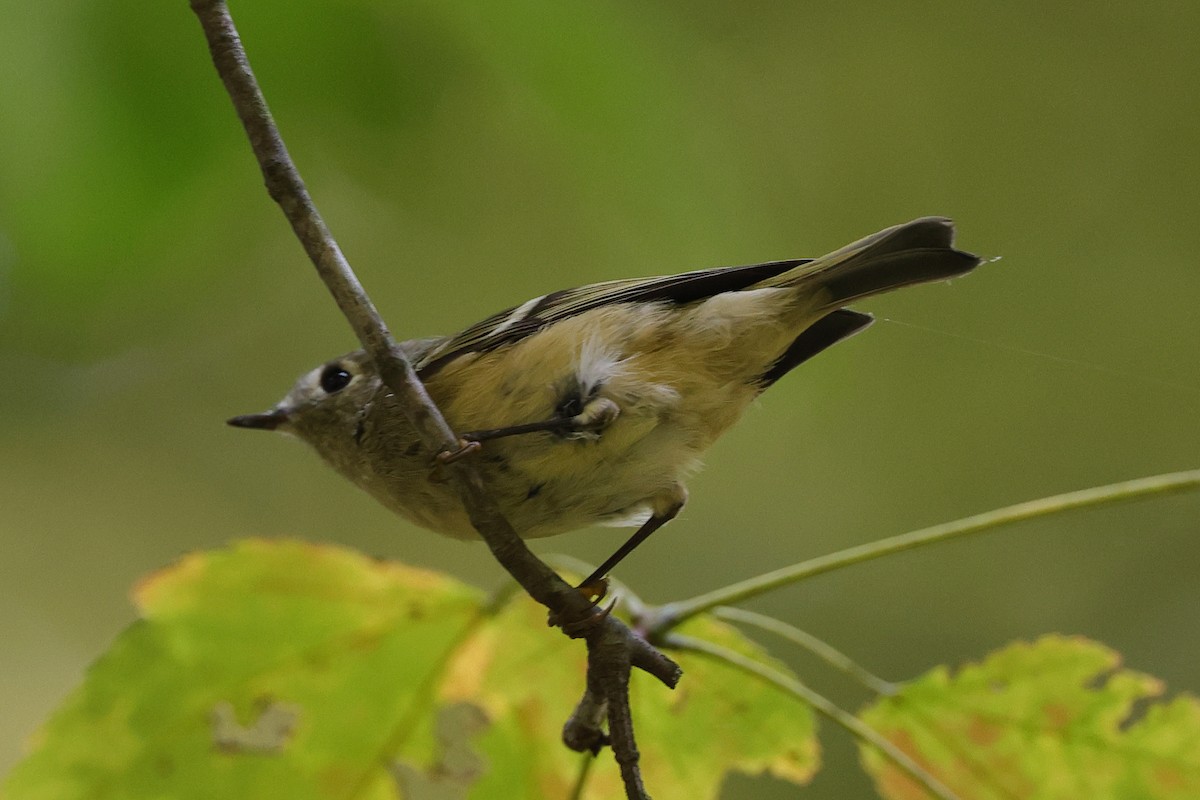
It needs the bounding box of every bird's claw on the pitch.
[428,439,482,483]
[548,578,614,637]
[437,439,482,465]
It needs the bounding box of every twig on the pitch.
[187,3,679,796]
[712,607,897,696]
[667,633,962,800]
[652,469,1200,628]
[589,635,645,798]
[568,752,598,800]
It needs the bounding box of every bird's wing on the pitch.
[414,258,811,376]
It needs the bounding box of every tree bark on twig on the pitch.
[188,3,680,797]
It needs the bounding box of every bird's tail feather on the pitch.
[759,217,982,306]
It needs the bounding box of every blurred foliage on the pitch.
[860,636,1200,799]
[9,543,1197,799]
[2,539,816,799]
[1,1,1197,798]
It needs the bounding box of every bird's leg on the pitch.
[549,492,686,634]
[578,494,685,591]
[432,396,618,475]
[459,396,620,444]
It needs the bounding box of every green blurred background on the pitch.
[2,1,1197,797]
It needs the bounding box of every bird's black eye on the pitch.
[320,365,353,394]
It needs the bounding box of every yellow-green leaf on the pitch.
[3,539,484,800]
[415,586,819,798]
[4,540,816,799]
[859,635,1200,800]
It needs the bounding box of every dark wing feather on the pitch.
[415,258,811,376]
[757,308,874,388]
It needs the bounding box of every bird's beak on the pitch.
[227,409,288,431]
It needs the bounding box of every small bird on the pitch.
[230,218,980,586]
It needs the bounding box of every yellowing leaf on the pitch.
[415,587,819,798]
[3,540,817,800]
[859,635,1200,800]
[3,539,484,800]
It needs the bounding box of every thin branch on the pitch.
[654,469,1200,628]
[593,638,645,799]
[562,686,608,756]
[188,3,679,796]
[188,0,563,608]
[666,634,961,800]
[568,752,598,800]
[712,607,896,696]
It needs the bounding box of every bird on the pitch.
[229,217,981,588]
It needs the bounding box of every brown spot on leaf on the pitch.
[210,699,300,754]
[1042,701,1074,731]
[966,713,1003,746]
